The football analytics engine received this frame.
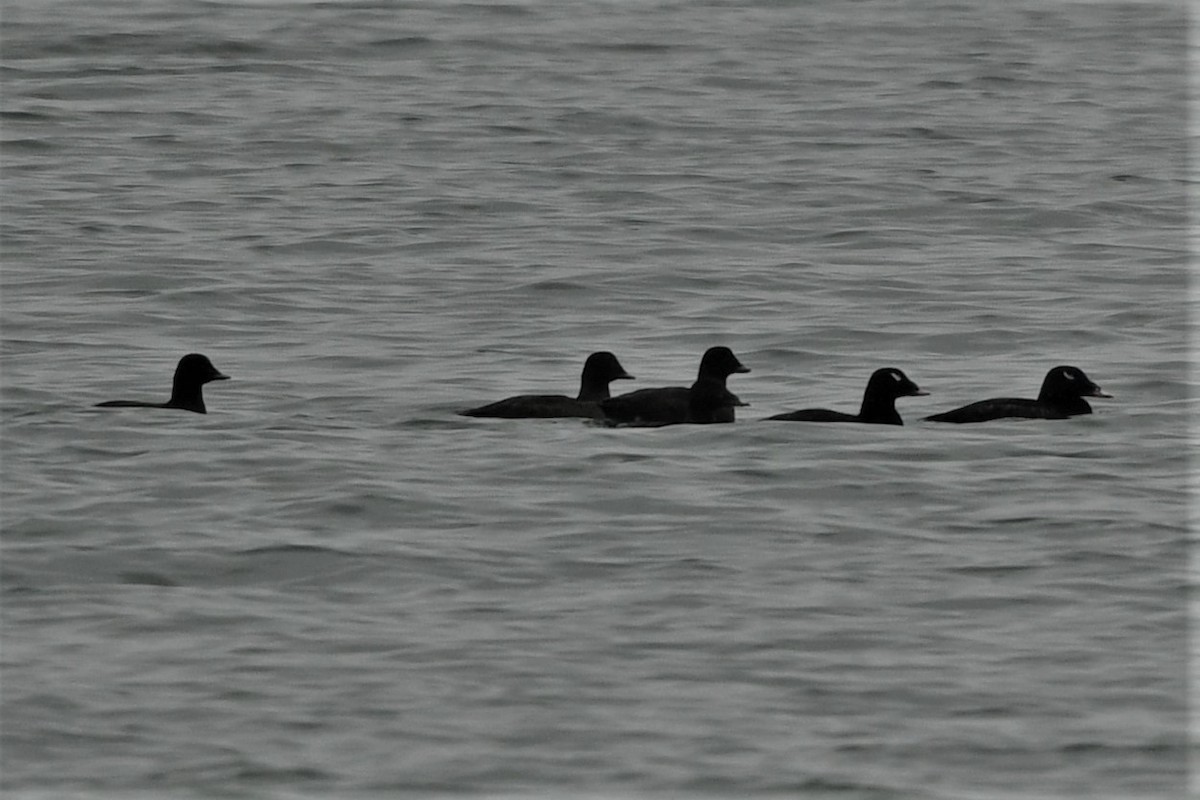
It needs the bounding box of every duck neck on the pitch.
[859,393,901,425]
[577,378,610,402]
[167,385,206,413]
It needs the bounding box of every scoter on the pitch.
[924,365,1110,423]
[95,353,230,414]
[600,346,750,426]
[765,367,927,425]
[460,351,633,419]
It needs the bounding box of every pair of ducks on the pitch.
[461,347,1111,426]
[94,349,1112,425]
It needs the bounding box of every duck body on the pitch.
[768,408,862,423]
[461,394,609,420]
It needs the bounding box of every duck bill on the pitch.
[910,388,930,397]
[212,372,231,381]
[1089,386,1111,398]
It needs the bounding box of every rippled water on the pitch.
[1,0,1191,797]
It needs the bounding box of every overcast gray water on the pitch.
[1,0,1192,797]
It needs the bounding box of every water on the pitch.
[0,0,1191,797]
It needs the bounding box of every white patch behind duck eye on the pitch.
[891,371,902,382]
[1063,370,1077,381]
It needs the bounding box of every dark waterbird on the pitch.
[460,351,633,419]
[765,367,928,425]
[924,365,1110,423]
[95,353,230,414]
[600,346,750,426]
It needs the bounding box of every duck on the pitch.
[766,367,927,425]
[924,365,1110,423]
[600,346,750,426]
[460,351,633,419]
[95,353,230,414]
